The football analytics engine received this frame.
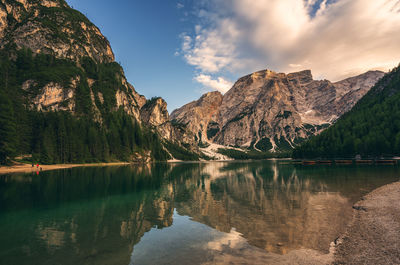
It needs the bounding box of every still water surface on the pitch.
[0,161,399,264]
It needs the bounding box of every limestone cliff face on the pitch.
[0,0,147,122]
[140,97,196,145]
[140,98,172,140]
[33,81,74,111]
[170,91,223,144]
[0,0,114,63]
[332,71,385,116]
[172,69,384,151]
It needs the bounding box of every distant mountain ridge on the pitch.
[293,65,400,158]
[171,69,384,152]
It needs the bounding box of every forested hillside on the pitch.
[0,46,169,164]
[0,0,205,165]
[293,65,400,159]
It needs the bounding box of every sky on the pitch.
[65,0,400,111]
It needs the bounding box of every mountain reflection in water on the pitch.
[0,161,398,265]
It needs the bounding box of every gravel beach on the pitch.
[334,181,400,265]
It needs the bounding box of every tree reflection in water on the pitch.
[0,161,398,265]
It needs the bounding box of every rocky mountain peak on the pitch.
[140,97,170,127]
[195,91,223,106]
[0,0,115,63]
[287,70,313,84]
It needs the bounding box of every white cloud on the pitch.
[194,74,233,93]
[181,34,192,52]
[181,18,240,73]
[177,3,184,9]
[181,0,400,82]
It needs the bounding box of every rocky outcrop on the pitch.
[140,97,197,146]
[1,0,148,123]
[33,82,74,111]
[140,98,173,140]
[333,71,385,116]
[0,0,114,63]
[172,69,384,151]
[171,91,223,144]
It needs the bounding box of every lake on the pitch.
[0,161,399,264]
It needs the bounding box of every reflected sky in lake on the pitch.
[0,161,399,264]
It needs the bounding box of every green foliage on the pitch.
[0,47,171,164]
[293,137,306,145]
[206,121,220,139]
[164,141,200,161]
[80,57,98,79]
[293,65,400,158]
[255,137,273,152]
[33,4,107,49]
[75,79,92,115]
[24,110,170,164]
[0,90,17,164]
[274,136,292,151]
[142,97,161,109]
[170,119,187,132]
[276,110,292,119]
[91,62,124,114]
[198,141,210,148]
[13,48,83,93]
[227,107,253,124]
[303,123,314,130]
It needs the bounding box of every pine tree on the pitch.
[0,91,17,164]
[57,114,67,163]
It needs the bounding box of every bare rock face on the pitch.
[140,98,172,140]
[171,91,223,143]
[333,71,385,116]
[140,98,196,145]
[0,0,114,63]
[172,69,384,151]
[34,82,74,111]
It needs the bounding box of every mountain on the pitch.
[140,97,197,146]
[170,91,223,144]
[0,0,146,120]
[0,0,194,164]
[0,0,114,62]
[171,69,384,152]
[293,65,400,159]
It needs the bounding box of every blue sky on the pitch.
[66,0,205,111]
[65,0,400,112]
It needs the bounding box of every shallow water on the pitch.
[0,161,399,264]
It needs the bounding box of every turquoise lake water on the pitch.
[0,161,399,264]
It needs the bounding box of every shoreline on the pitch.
[283,180,400,265]
[1,159,281,174]
[333,181,400,264]
[0,162,130,174]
